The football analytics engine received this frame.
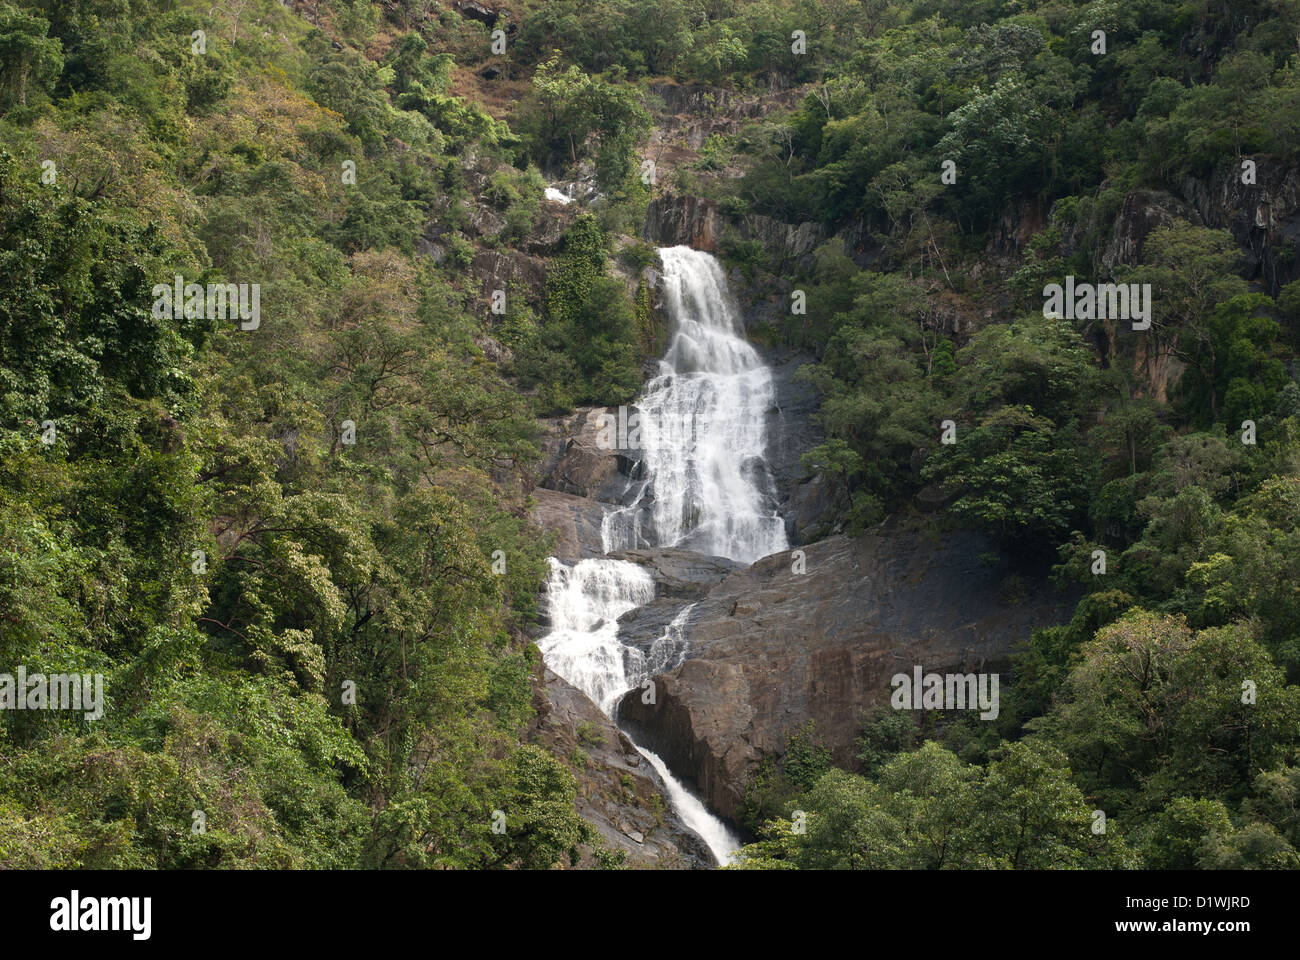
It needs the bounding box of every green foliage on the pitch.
[735,739,1134,870]
[923,406,1094,550]
[0,2,62,111]
[782,720,832,791]
[520,58,650,191]
[1029,610,1300,817]
[796,271,941,505]
[739,720,833,830]
[513,214,642,408]
[856,707,919,777]
[0,0,600,871]
[575,720,606,747]
[4,0,1300,876]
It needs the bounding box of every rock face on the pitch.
[606,548,743,653]
[644,194,828,271]
[1082,156,1300,294]
[642,82,801,183]
[531,488,607,561]
[453,1,498,28]
[534,407,637,503]
[639,81,827,269]
[986,195,1048,265]
[469,248,548,309]
[645,194,724,252]
[1100,188,1202,277]
[646,82,781,124]
[1180,156,1300,295]
[528,666,711,869]
[760,346,833,543]
[610,548,744,598]
[616,523,1079,822]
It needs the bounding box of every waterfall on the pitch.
[603,246,789,565]
[538,247,784,867]
[537,558,654,715]
[637,746,741,866]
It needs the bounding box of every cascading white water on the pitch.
[644,602,695,680]
[637,746,742,865]
[537,558,654,714]
[538,247,785,867]
[603,246,788,565]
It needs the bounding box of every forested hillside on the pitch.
[1,0,1298,871]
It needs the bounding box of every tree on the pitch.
[922,405,1094,549]
[1138,796,1234,869]
[978,739,1127,869]
[525,58,649,189]
[1031,610,1300,814]
[1122,223,1249,423]
[526,214,641,406]
[796,272,940,510]
[0,3,62,110]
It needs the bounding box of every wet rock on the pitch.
[645,194,723,251]
[602,549,745,655]
[616,522,1079,821]
[528,664,711,869]
[788,475,837,540]
[643,194,827,271]
[609,547,743,597]
[759,346,827,543]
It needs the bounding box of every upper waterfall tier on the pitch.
[603,246,789,566]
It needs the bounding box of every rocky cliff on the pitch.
[614,522,1079,822]
[644,193,828,272]
[1180,155,1300,296]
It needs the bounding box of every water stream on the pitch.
[537,246,788,867]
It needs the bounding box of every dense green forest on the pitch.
[1,0,1298,870]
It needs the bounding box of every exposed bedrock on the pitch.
[616,523,1079,822]
[529,665,712,868]
[759,345,833,544]
[606,548,744,652]
[534,406,640,504]
[1180,154,1300,295]
[643,193,827,271]
[530,488,607,561]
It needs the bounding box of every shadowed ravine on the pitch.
[537,247,788,865]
